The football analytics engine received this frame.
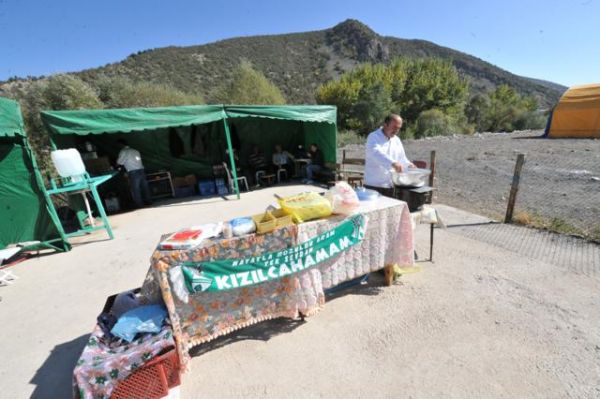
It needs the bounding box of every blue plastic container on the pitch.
[198,180,216,196]
[355,187,380,201]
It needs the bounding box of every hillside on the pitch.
[1,19,566,107]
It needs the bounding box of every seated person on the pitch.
[248,145,269,185]
[293,144,309,159]
[303,143,325,184]
[272,144,294,180]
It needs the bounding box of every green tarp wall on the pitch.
[41,105,337,179]
[0,98,69,250]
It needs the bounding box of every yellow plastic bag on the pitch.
[277,192,333,223]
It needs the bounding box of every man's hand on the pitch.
[392,162,404,173]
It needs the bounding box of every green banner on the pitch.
[181,214,366,293]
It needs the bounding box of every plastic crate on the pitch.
[252,208,294,234]
[173,185,195,198]
[111,348,180,399]
[198,180,216,196]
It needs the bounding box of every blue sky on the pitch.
[0,0,598,87]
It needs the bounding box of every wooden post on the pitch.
[505,153,525,223]
[429,150,436,188]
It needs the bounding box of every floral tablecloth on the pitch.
[142,196,413,371]
[73,323,175,399]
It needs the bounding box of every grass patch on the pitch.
[512,211,598,241]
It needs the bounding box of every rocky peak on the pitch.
[326,19,389,62]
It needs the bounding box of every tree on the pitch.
[217,61,285,105]
[315,57,468,133]
[349,83,392,132]
[464,85,543,132]
[465,94,489,132]
[397,59,468,123]
[315,78,361,127]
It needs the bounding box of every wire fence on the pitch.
[513,151,600,241]
[340,131,600,242]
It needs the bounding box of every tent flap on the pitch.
[0,97,26,138]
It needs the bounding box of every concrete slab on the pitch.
[0,185,598,398]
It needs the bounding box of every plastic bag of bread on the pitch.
[324,181,360,215]
[277,192,333,223]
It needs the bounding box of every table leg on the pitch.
[384,264,395,286]
[430,223,434,262]
[91,186,114,239]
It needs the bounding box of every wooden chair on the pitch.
[412,160,427,169]
[260,173,277,186]
[341,150,365,187]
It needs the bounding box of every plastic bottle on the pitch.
[222,222,233,239]
[51,149,86,180]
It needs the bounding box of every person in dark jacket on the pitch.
[304,143,324,184]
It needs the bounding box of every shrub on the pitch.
[513,111,547,130]
[43,74,103,110]
[337,129,364,147]
[216,61,285,105]
[414,109,452,138]
[95,75,204,108]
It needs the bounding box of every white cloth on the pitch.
[364,128,410,188]
[117,146,144,172]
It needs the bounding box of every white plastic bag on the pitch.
[325,181,360,215]
[230,217,256,236]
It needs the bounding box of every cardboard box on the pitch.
[84,157,112,175]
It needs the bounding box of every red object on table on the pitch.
[170,229,202,241]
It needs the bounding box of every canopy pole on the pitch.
[222,118,240,199]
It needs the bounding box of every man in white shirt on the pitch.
[117,139,152,208]
[364,114,415,196]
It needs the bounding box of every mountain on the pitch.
[2,19,566,107]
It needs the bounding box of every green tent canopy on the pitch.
[42,105,227,136]
[224,105,337,166]
[41,105,337,195]
[0,98,69,251]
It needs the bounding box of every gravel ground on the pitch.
[342,130,600,239]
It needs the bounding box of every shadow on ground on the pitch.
[189,318,306,358]
[190,273,388,358]
[30,334,90,399]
